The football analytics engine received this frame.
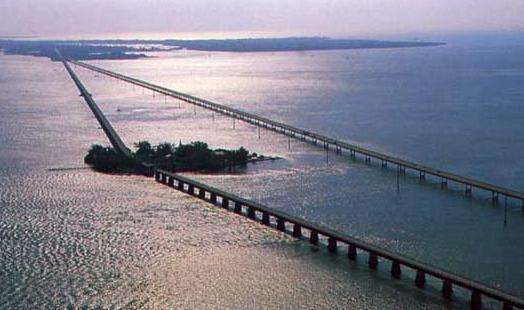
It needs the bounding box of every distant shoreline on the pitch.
[0,36,445,60]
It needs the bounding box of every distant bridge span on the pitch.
[68,59,524,207]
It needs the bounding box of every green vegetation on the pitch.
[84,140,251,174]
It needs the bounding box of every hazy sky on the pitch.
[1,0,523,39]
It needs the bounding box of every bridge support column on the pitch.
[210,192,217,204]
[309,230,319,245]
[222,197,230,209]
[293,224,302,238]
[415,270,426,288]
[168,177,174,187]
[442,280,453,299]
[368,252,378,270]
[348,244,357,260]
[198,188,206,199]
[328,237,337,252]
[470,290,482,310]
[234,201,242,213]
[465,185,472,197]
[177,181,184,191]
[262,213,270,225]
[188,184,195,196]
[154,171,160,182]
[247,207,256,219]
[277,218,286,231]
[492,192,499,204]
[391,261,401,279]
[441,178,448,190]
[382,160,387,168]
[419,172,425,180]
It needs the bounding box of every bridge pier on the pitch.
[188,184,195,196]
[441,178,448,190]
[210,192,217,204]
[234,201,242,213]
[348,244,357,260]
[492,191,499,204]
[381,160,387,168]
[415,270,426,288]
[368,252,378,270]
[198,188,206,199]
[222,197,230,209]
[419,171,426,180]
[442,279,453,299]
[277,218,286,231]
[168,177,174,187]
[248,206,256,219]
[293,224,302,238]
[177,181,184,191]
[262,212,270,225]
[391,261,401,279]
[471,290,482,310]
[465,185,472,197]
[328,237,337,252]
[309,230,319,245]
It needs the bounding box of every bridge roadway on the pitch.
[59,53,131,157]
[59,57,524,308]
[68,59,524,207]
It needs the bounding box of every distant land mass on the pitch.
[0,37,445,60]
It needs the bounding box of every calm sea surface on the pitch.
[1,42,523,308]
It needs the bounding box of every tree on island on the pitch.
[84,140,252,174]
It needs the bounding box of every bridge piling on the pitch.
[248,207,256,219]
[293,224,302,238]
[222,197,230,209]
[391,261,401,279]
[415,270,426,288]
[471,290,482,310]
[277,218,286,231]
[328,237,337,252]
[310,230,319,245]
[210,192,217,204]
[262,212,270,225]
[368,252,378,270]
[442,279,453,299]
[348,244,357,260]
[199,188,206,199]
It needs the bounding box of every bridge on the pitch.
[58,51,131,157]
[68,59,524,208]
[59,57,524,309]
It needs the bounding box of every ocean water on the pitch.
[1,41,523,308]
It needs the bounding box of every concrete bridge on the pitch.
[68,59,524,208]
[59,57,524,309]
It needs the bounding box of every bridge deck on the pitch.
[156,169,524,308]
[59,54,131,157]
[69,59,524,205]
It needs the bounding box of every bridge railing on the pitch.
[155,169,523,309]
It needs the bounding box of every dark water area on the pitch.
[1,41,523,308]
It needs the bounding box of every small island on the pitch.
[84,140,274,174]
